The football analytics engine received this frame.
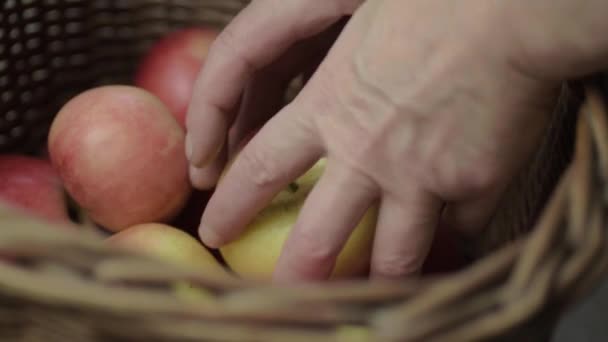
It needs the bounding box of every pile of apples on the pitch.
[1,26,468,282]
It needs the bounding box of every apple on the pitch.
[134,27,219,128]
[107,223,227,276]
[0,155,69,224]
[48,85,191,232]
[219,158,378,281]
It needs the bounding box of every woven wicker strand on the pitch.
[1,1,607,341]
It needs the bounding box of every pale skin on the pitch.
[185,0,608,282]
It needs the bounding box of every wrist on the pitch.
[503,1,608,81]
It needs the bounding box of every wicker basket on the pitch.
[0,1,606,341]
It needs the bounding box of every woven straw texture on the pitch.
[0,1,606,341]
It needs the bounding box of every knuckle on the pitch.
[303,245,337,270]
[303,63,340,111]
[236,146,284,189]
[456,155,501,195]
[464,160,501,194]
[431,154,501,198]
[322,116,382,163]
[291,232,338,271]
[214,26,257,73]
[350,130,384,165]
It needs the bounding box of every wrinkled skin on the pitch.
[185,0,608,282]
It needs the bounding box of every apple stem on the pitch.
[288,182,299,193]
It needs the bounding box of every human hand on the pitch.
[186,0,566,282]
[185,0,357,189]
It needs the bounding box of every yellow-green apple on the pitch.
[219,158,378,281]
[0,155,70,224]
[107,223,227,276]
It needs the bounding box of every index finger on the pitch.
[186,0,358,168]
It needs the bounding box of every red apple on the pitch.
[134,27,219,128]
[0,155,69,224]
[48,85,192,232]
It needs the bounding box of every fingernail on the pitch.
[199,224,223,248]
[189,164,220,190]
[185,135,193,162]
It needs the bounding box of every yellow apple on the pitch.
[335,325,371,342]
[219,158,378,281]
[106,223,227,276]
